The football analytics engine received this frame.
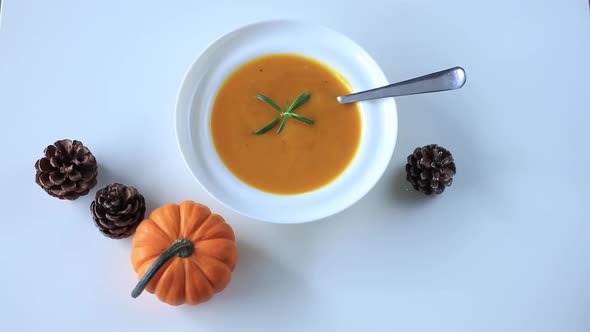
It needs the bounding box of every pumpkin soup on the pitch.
[210,54,361,194]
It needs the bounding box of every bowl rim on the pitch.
[175,19,397,223]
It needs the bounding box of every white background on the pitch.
[1,0,589,331]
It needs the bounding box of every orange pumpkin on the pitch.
[130,201,238,305]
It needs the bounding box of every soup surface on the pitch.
[210,54,361,194]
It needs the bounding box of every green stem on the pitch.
[253,118,280,135]
[131,238,194,299]
[289,113,315,124]
[256,94,282,113]
[276,115,288,134]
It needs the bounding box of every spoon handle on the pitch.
[337,67,466,104]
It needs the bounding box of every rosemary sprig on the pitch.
[289,113,314,124]
[253,118,280,135]
[286,93,310,114]
[255,94,282,114]
[253,93,314,135]
[276,116,289,134]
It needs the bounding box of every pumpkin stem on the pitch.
[131,238,194,299]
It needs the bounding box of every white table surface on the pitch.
[1,0,589,331]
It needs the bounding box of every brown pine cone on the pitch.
[91,183,146,239]
[35,139,98,200]
[406,144,456,195]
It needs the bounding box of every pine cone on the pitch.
[91,183,146,239]
[406,144,456,195]
[35,139,98,200]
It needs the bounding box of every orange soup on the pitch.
[210,54,361,194]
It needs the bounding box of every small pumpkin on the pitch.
[131,201,238,305]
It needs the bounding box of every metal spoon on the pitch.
[337,67,466,104]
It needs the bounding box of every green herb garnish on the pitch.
[253,93,314,135]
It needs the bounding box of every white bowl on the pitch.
[175,20,397,224]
